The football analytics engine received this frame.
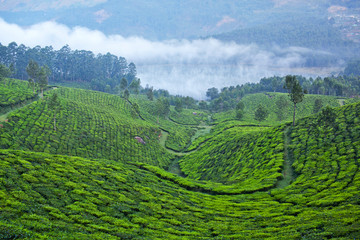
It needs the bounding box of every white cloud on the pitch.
[0,18,333,99]
[94,9,112,23]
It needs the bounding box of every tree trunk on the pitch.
[293,103,296,126]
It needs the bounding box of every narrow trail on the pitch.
[159,121,213,157]
[338,98,345,106]
[276,126,296,188]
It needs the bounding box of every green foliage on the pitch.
[1,78,360,239]
[313,98,323,113]
[271,102,360,209]
[0,87,172,168]
[275,95,289,122]
[254,104,269,122]
[212,92,340,125]
[0,78,38,114]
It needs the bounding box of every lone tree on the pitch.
[26,60,39,93]
[48,92,61,131]
[284,75,304,126]
[236,101,245,120]
[254,104,269,122]
[146,86,154,101]
[38,65,51,98]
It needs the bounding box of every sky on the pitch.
[0,0,340,99]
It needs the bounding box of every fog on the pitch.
[0,18,335,99]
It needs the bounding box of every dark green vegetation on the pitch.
[1,77,360,239]
[0,43,136,93]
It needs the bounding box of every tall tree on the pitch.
[146,86,154,101]
[206,87,219,100]
[175,98,183,113]
[129,78,140,94]
[26,60,39,92]
[284,75,304,126]
[119,77,128,95]
[38,65,51,98]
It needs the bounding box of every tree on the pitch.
[236,101,245,120]
[254,104,269,122]
[175,98,183,113]
[26,60,39,83]
[48,92,61,131]
[198,101,207,110]
[119,77,128,95]
[129,77,140,94]
[146,86,154,101]
[0,64,11,85]
[284,75,304,126]
[124,89,130,101]
[155,98,170,123]
[275,95,289,122]
[206,87,219,100]
[38,65,51,98]
[313,98,323,114]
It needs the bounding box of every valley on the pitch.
[0,78,359,239]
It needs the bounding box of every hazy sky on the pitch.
[0,0,338,98]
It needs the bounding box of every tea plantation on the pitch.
[0,78,359,239]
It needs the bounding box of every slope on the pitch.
[0,86,173,168]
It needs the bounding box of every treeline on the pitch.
[207,74,360,112]
[0,42,136,92]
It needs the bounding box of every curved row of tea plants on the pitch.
[130,97,198,152]
[0,88,173,168]
[180,124,286,191]
[1,149,359,239]
[0,78,37,114]
[271,102,360,207]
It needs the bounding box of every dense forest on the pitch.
[0,42,137,93]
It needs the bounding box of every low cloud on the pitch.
[0,18,332,99]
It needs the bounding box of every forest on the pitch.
[0,47,360,239]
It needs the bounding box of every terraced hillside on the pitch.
[0,86,173,168]
[0,78,38,116]
[0,80,359,239]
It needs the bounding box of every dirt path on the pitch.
[276,126,296,188]
[159,121,213,157]
[338,99,345,106]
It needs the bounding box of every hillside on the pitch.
[0,78,360,238]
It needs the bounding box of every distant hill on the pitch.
[0,0,348,40]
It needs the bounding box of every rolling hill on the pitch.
[0,78,359,239]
